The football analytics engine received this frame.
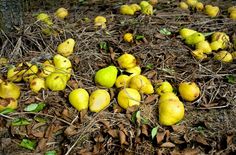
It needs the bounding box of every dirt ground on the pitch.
[0,0,236,154]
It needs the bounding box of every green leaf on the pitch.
[34,116,47,123]
[151,127,158,139]
[145,63,154,69]
[141,117,149,125]
[159,28,171,36]
[225,75,236,84]
[202,32,214,37]
[131,111,138,124]
[12,118,31,126]
[45,150,57,155]
[135,35,144,40]
[24,102,46,112]
[99,41,108,51]
[20,139,37,150]
[0,108,15,114]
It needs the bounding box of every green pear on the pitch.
[95,66,118,88]
[185,32,205,45]
[179,28,197,39]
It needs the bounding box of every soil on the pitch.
[0,0,236,155]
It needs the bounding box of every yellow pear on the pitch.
[115,75,131,88]
[186,0,198,7]
[214,51,233,63]
[159,99,185,126]
[123,33,133,43]
[38,64,55,78]
[191,49,207,60]
[141,4,153,15]
[69,88,89,111]
[117,88,141,109]
[0,82,20,99]
[129,4,141,12]
[30,77,46,93]
[228,6,236,13]
[230,11,236,20]
[22,63,39,82]
[211,32,229,49]
[95,66,118,88]
[89,89,110,112]
[156,81,173,96]
[117,53,136,69]
[126,66,141,76]
[45,72,67,91]
[120,5,135,15]
[57,38,75,57]
[53,54,72,69]
[36,13,53,26]
[204,5,219,17]
[185,32,205,45]
[179,28,197,39]
[55,7,68,19]
[196,2,204,11]
[179,82,200,102]
[159,92,179,103]
[232,51,236,59]
[0,98,18,111]
[195,41,212,54]
[7,65,25,82]
[94,16,107,29]
[129,75,154,94]
[179,2,189,10]
[140,1,150,9]
[210,41,223,51]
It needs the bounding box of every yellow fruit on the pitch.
[0,82,20,99]
[117,88,141,109]
[232,51,236,59]
[89,89,110,112]
[196,2,204,11]
[69,88,89,111]
[7,66,25,82]
[159,99,185,126]
[141,4,153,15]
[115,75,131,88]
[149,0,158,5]
[185,32,205,45]
[22,63,39,82]
[140,1,150,9]
[214,51,233,63]
[228,6,236,13]
[120,5,135,15]
[57,38,75,57]
[45,72,67,91]
[126,66,141,76]
[204,5,219,17]
[30,77,46,93]
[129,75,154,94]
[123,33,133,43]
[95,66,118,88]
[230,11,236,20]
[191,49,207,60]
[211,32,229,49]
[129,4,141,12]
[156,81,173,96]
[195,41,212,54]
[186,0,198,7]
[55,7,68,19]
[117,53,136,69]
[38,64,55,78]
[179,28,197,39]
[53,54,72,69]
[210,41,223,51]
[179,2,189,10]
[0,57,7,65]
[94,16,107,28]
[179,82,200,102]
[159,92,179,103]
[0,98,18,111]
[36,13,53,26]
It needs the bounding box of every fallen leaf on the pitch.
[36,138,47,152]
[145,70,157,79]
[144,95,158,104]
[119,130,128,145]
[160,142,175,148]
[156,131,166,144]
[227,134,234,145]
[108,129,118,138]
[141,124,149,137]
[67,80,79,89]
[64,126,77,136]
[94,134,104,143]
[182,148,200,155]
[172,125,186,134]
[195,134,209,146]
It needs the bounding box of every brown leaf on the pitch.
[170,135,185,144]
[145,70,157,79]
[160,142,175,148]
[109,47,116,61]
[144,95,158,104]
[64,126,77,136]
[74,56,80,64]
[31,130,44,138]
[126,105,139,113]
[109,88,115,100]
[113,103,123,113]
[156,131,166,144]
[154,33,166,39]
[227,134,234,145]
[36,138,47,152]
[182,148,200,155]
[94,134,104,143]
[108,129,118,138]
[141,124,149,137]
[80,109,87,122]
[172,125,186,134]
[62,108,70,118]
[99,120,110,129]
[195,134,209,146]
[67,80,79,89]
[119,130,128,145]
[165,130,170,141]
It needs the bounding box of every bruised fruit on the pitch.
[156,81,173,96]
[117,53,136,69]
[117,88,141,109]
[195,40,212,54]
[115,75,131,88]
[45,72,67,91]
[214,51,233,63]
[30,78,46,93]
[179,82,200,102]
[129,75,154,94]
[0,98,18,111]
[89,89,110,112]
[0,82,20,99]
[95,66,118,88]
[69,88,89,111]
[191,49,207,60]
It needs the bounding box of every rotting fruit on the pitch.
[0,81,20,99]
[117,88,141,109]
[214,51,233,63]
[0,98,18,111]
[129,75,154,94]
[156,81,173,96]
[45,72,67,91]
[30,77,46,93]
[89,89,110,113]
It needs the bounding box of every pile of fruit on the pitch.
[179,28,236,62]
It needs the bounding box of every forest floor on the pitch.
[0,0,236,155]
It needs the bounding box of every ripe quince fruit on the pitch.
[0,98,18,111]
[211,32,229,49]
[130,4,141,12]
[22,62,38,82]
[179,28,197,39]
[140,1,150,9]
[230,11,236,20]
[94,16,107,29]
[7,65,25,82]
[195,40,212,54]
[36,13,53,26]
[57,38,75,57]
[179,82,200,102]
[129,75,154,94]
[53,54,72,69]
[185,32,205,45]
[204,5,219,17]
[191,49,207,60]
[69,88,89,111]
[159,99,185,126]
[30,77,46,93]
[159,92,179,103]
[156,81,173,96]
[141,4,153,15]
[123,33,133,43]
[95,66,118,88]
[186,0,198,7]
[115,75,131,88]
[55,7,68,19]
[196,2,204,11]
[45,72,67,91]
[120,5,135,15]
[179,2,189,10]
[0,81,20,99]
[38,64,55,78]
[210,41,223,51]
[117,88,141,109]
[126,65,141,77]
[117,53,136,69]
[89,89,110,112]
[214,51,233,63]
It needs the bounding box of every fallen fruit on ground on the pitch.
[186,0,198,7]
[53,54,72,69]
[141,4,153,15]
[30,77,46,93]
[179,2,189,10]
[22,63,39,82]
[7,65,25,82]
[204,5,219,17]
[159,99,185,126]
[230,10,236,20]
[156,81,173,96]
[196,2,204,11]
[69,88,89,111]
[117,53,136,69]
[195,40,212,54]
[0,81,21,99]
[115,75,131,88]
[210,41,223,51]
[38,63,55,78]
[94,16,107,28]
[211,32,229,49]
[45,72,67,91]
[89,89,110,112]
[55,7,68,19]
[0,98,18,111]
[179,82,200,102]
[159,92,180,103]
[95,66,118,88]
[129,75,154,94]
[126,66,141,76]
[214,51,233,63]
[123,33,133,43]
[130,4,141,12]
[117,88,141,109]
[120,5,134,15]
[36,13,53,25]
[185,32,205,45]
[191,49,207,60]
[179,28,197,39]
[57,38,75,57]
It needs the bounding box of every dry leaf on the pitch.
[108,129,118,138]
[145,70,157,79]
[67,80,79,89]
[36,138,47,152]
[64,126,77,136]
[119,130,128,145]
[141,124,149,137]
[160,142,175,148]
[94,134,104,143]
[99,120,110,129]
[144,95,158,104]
[156,131,166,144]
[172,125,186,134]
[195,135,209,146]
[182,148,200,155]
[227,134,234,145]
[31,130,44,138]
